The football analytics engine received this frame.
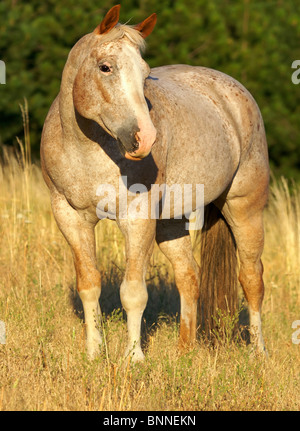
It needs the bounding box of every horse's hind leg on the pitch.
[156,220,200,347]
[221,192,268,354]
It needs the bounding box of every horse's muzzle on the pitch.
[124,122,157,161]
[117,121,156,161]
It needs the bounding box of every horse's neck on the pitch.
[59,34,98,146]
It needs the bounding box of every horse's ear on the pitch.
[134,13,157,39]
[94,4,121,35]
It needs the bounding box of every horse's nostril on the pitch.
[117,137,139,156]
[135,132,141,144]
[132,138,139,150]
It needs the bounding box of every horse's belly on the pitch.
[163,136,239,209]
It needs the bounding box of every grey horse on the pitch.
[41,5,269,361]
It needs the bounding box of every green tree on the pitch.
[0,0,300,178]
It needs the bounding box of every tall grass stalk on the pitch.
[17,99,32,216]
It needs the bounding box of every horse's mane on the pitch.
[98,23,146,51]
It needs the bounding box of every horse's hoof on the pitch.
[125,348,145,363]
[86,338,103,360]
[249,344,268,360]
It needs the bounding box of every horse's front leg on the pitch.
[51,193,102,359]
[117,218,156,362]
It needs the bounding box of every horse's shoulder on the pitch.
[41,95,61,140]
[41,95,63,171]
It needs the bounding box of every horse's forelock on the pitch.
[96,24,146,52]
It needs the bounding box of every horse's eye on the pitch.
[99,64,112,73]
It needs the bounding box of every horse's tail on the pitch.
[197,203,239,338]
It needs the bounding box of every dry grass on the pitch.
[0,138,299,411]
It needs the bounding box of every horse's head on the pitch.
[73,5,157,161]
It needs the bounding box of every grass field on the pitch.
[0,140,299,411]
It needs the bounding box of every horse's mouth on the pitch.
[124,152,143,161]
[117,139,145,161]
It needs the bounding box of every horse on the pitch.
[41,5,269,361]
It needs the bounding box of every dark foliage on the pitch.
[0,0,300,177]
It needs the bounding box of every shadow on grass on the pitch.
[69,266,250,350]
[68,267,180,344]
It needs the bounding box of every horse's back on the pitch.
[148,64,265,153]
[146,65,268,203]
